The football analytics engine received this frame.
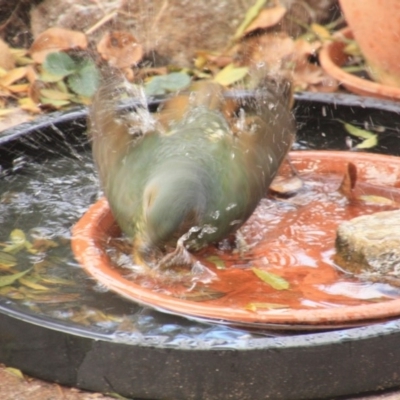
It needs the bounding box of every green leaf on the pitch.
[342,121,376,140]
[251,267,290,290]
[234,0,267,39]
[145,72,191,96]
[214,64,249,86]
[67,60,100,97]
[43,52,77,77]
[0,268,32,288]
[0,251,17,267]
[341,121,378,149]
[355,135,378,149]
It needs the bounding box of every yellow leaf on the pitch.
[0,67,27,86]
[234,0,267,39]
[7,83,29,93]
[243,6,287,35]
[40,97,71,108]
[214,64,248,86]
[0,108,19,117]
[0,251,17,267]
[311,23,331,41]
[251,267,290,290]
[5,367,24,380]
[40,88,74,100]
[18,97,41,113]
[355,135,378,149]
[359,195,398,206]
[19,277,50,291]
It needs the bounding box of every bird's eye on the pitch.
[143,185,158,217]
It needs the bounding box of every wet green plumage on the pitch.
[90,77,295,268]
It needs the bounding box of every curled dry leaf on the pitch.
[29,27,88,64]
[243,5,287,36]
[97,31,143,69]
[338,162,357,198]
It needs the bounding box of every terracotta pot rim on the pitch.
[72,150,400,327]
[319,28,400,100]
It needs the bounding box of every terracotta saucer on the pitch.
[72,151,400,328]
[319,28,400,100]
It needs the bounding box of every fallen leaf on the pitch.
[0,251,17,268]
[213,63,248,86]
[338,162,357,197]
[356,135,378,149]
[251,267,290,290]
[359,195,398,206]
[311,23,332,41]
[243,5,287,36]
[342,121,378,149]
[0,268,32,288]
[40,88,74,101]
[4,367,24,380]
[18,97,42,113]
[0,67,28,87]
[97,31,143,68]
[30,27,88,64]
[234,0,267,39]
[19,277,50,291]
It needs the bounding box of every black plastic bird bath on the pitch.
[1,92,400,400]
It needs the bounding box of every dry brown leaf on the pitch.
[97,31,143,68]
[30,27,88,64]
[243,5,287,36]
[0,67,28,87]
[0,39,15,71]
[338,162,358,198]
[7,84,30,94]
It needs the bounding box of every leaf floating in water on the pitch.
[174,287,226,302]
[18,277,50,291]
[355,135,378,149]
[2,229,27,253]
[359,195,399,206]
[245,302,289,312]
[251,267,290,290]
[0,251,17,268]
[0,268,32,288]
[338,162,357,197]
[206,255,226,269]
[342,121,378,149]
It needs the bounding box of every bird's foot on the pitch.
[156,242,217,284]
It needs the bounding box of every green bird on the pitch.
[89,76,295,270]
